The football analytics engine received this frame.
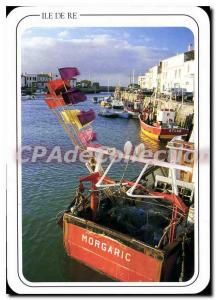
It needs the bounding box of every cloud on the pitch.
[141,35,154,42]
[22,36,56,48]
[22,29,32,36]
[58,30,70,38]
[21,32,172,86]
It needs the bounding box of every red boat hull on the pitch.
[139,116,189,141]
[63,214,181,282]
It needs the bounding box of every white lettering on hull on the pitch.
[81,234,131,262]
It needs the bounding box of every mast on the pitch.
[132,69,135,88]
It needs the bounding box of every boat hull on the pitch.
[63,213,182,282]
[112,105,124,109]
[98,112,118,118]
[116,112,130,119]
[139,116,189,141]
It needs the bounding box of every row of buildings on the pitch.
[21,72,60,90]
[138,46,195,94]
[21,73,100,91]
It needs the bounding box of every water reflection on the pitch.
[139,130,167,153]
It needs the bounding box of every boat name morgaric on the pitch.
[81,234,132,262]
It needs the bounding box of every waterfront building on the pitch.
[138,65,158,91]
[21,74,26,87]
[148,66,159,91]
[70,78,77,87]
[36,73,52,89]
[138,75,145,89]
[138,47,195,93]
[160,50,194,93]
[21,72,60,90]
[52,73,60,80]
[24,73,37,88]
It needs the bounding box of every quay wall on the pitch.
[118,91,194,128]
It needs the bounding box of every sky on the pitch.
[21,27,194,86]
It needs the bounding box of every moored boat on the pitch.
[115,111,131,119]
[100,100,112,108]
[92,96,98,103]
[111,99,124,109]
[22,94,36,100]
[97,96,111,104]
[139,109,189,141]
[62,145,194,282]
[34,89,45,96]
[124,101,142,118]
[98,110,118,118]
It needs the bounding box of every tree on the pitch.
[92,82,100,88]
[128,83,140,89]
[80,80,91,87]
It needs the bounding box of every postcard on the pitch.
[5,2,211,295]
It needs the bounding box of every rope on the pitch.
[157,219,182,249]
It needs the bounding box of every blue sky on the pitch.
[22,27,194,86]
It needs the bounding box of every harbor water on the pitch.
[22,93,166,282]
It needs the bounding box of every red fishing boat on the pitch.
[61,145,194,282]
[139,109,189,141]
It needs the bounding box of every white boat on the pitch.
[34,91,45,96]
[104,96,112,102]
[21,95,36,100]
[111,99,124,109]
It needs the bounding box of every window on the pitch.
[187,64,190,73]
